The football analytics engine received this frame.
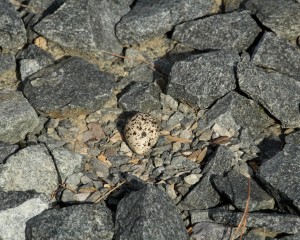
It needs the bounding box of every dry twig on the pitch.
[94,180,126,203]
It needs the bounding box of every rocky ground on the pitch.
[0,0,300,239]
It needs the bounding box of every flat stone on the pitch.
[0,0,27,51]
[199,91,273,148]
[0,192,48,240]
[26,203,114,240]
[173,11,260,52]
[34,0,129,56]
[180,146,233,210]
[0,53,17,89]
[245,0,300,43]
[23,57,116,118]
[238,54,300,128]
[167,50,239,109]
[0,145,58,196]
[190,208,300,234]
[213,170,275,211]
[0,90,39,144]
[118,82,161,112]
[115,185,188,240]
[0,142,18,164]
[252,32,300,80]
[258,143,300,212]
[116,0,220,44]
[52,147,83,182]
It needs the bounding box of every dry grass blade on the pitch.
[165,135,192,143]
[231,177,251,240]
[211,136,232,145]
[94,181,126,203]
[187,147,207,163]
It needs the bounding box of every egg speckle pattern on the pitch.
[124,113,159,155]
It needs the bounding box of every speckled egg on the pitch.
[124,113,159,155]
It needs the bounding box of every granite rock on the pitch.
[0,192,48,240]
[0,145,58,196]
[180,146,233,210]
[285,130,300,145]
[189,222,235,240]
[0,90,39,144]
[199,91,273,147]
[23,57,116,118]
[26,203,114,240]
[213,170,275,211]
[0,0,27,51]
[116,0,220,44]
[223,0,242,12]
[34,0,129,56]
[115,185,188,240]
[173,11,260,52]
[0,53,17,89]
[190,208,300,234]
[0,142,18,164]
[238,54,300,128]
[118,82,161,112]
[258,140,300,212]
[245,0,300,43]
[167,50,239,109]
[252,32,300,80]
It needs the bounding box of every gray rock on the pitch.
[199,91,273,147]
[118,82,161,112]
[0,90,39,144]
[115,185,188,240]
[38,134,66,151]
[167,50,239,109]
[0,0,27,50]
[245,0,300,43]
[19,59,43,82]
[116,0,219,44]
[0,192,48,240]
[23,57,116,118]
[90,157,110,181]
[26,203,114,240]
[258,143,300,212]
[52,147,83,182]
[34,0,129,56]
[190,208,300,234]
[285,130,300,145]
[0,142,18,164]
[0,145,58,196]
[213,170,275,211]
[280,235,300,240]
[223,0,242,12]
[0,53,17,89]
[189,222,235,240]
[238,55,300,128]
[180,146,233,210]
[173,11,260,52]
[252,32,300,80]
[108,155,131,167]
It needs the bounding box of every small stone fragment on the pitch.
[124,113,159,155]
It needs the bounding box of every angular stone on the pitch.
[180,146,233,210]
[0,90,39,144]
[199,91,273,147]
[0,0,27,50]
[213,170,275,211]
[23,57,116,118]
[0,142,18,164]
[52,147,83,182]
[0,192,48,240]
[0,53,17,89]
[167,50,239,109]
[252,32,300,80]
[223,0,242,12]
[26,203,114,240]
[115,185,188,240]
[34,0,129,56]
[191,208,300,234]
[245,0,300,43]
[118,82,161,112]
[285,130,300,145]
[0,145,58,196]
[173,11,260,52]
[190,222,235,240]
[258,143,300,212]
[116,0,220,44]
[238,55,300,128]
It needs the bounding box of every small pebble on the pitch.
[184,173,202,185]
